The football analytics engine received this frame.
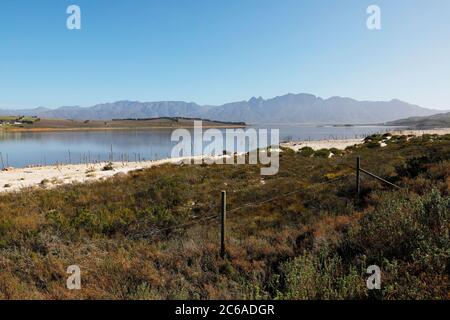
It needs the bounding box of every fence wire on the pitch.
[227,174,351,214]
[130,173,352,239]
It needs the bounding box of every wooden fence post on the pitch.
[220,191,227,259]
[356,156,361,201]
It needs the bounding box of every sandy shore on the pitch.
[0,155,229,194]
[387,128,450,137]
[281,128,450,152]
[2,127,449,194]
[281,138,363,152]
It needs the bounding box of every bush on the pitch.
[338,189,449,299]
[298,146,314,157]
[276,247,366,299]
[329,148,344,156]
[102,162,114,171]
[365,141,380,149]
[364,134,383,143]
[314,149,331,158]
[343,192,425,261]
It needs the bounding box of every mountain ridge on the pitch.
[0,93,445,124]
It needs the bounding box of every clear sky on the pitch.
[0,0,449,109]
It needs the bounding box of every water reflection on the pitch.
[0,125,398,168]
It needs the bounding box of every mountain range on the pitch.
[0,93,445,124]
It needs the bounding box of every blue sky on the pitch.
[0,0,449,109]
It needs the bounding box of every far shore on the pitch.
[0,117,246,133]
[1,127,449,194]
[3,124,246,133]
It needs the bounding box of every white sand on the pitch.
[281,138,363,152]
[0,154,229,194]
[281,127,450,152]
[2,127,449,194]
[388,128,450,137]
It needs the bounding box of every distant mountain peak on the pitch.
[249,96,264,103]
[390,98,407,104]
[0,93,442,124]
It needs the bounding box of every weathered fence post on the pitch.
[220,190,227,259]
[0,152,4,169]
[356,156,361,201]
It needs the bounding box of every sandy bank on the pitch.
[2,127,449,194]
[0,155,228,194]
[281,138,363,152]
[281,128,450,152]
[387,128,450,137]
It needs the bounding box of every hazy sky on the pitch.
[1,0,449,109]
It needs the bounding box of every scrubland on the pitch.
[0,133,448,299]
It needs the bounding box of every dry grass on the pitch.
[0,134,449,299]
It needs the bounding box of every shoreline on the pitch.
[1,127,449,194]
[1,124,246,133]
[0,154,231,194]
[280,127,450,151]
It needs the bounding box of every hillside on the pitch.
[386,112,450,128]
[0,133,448,299]
[0,93,442,124]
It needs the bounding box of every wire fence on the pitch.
[129,173,352,240]
[227,175,350,214]
[128,155,402,242]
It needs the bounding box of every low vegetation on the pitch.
[0,116,39,128]
[0,134,448,299]
[0,117,246,131]
[386,111,450,128]
[101,162,114,171]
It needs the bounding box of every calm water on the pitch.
[0,125,399,168]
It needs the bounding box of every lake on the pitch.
[0,125,399,168]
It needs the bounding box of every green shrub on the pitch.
[298,146,314,157]
[338,189,449,299]
[329,148,344,156]
[102,162,114,171]
[276,247,366,299]
[365,141,380,149]
[314,149,331,158]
